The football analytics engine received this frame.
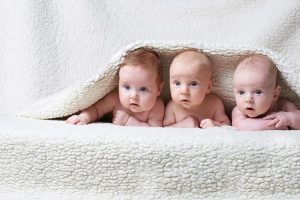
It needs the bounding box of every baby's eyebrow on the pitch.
[170,75,180,79]
[233,87,243,90]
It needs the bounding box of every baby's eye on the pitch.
[174,80,181,86]
[255,90,263,94]
[124,85,130,90]
[238,90,245,95]
[190,81,198,87]
[140,87,148,92]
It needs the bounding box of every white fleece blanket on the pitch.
[1,0,300,199]
[0,0,299,117]
[1,116,300,200]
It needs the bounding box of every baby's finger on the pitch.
[200,123,208,129]
[200,120,214,128]
[263,114,276,120]
[77,121,87,125]
[66,118,78,125]
[275,121,283,128]
[267,118,279,127]
[200,120,207,127]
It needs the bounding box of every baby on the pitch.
[67,48,165,127]
[232,54,300,130]
[163,50,230,128]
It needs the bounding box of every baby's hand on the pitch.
[180,116,199,128]
[113,110,130,126]
[200,119,216,128]
[66,115,89,125]
[263,112,291,129]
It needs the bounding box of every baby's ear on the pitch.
[157,81,164,96]
[273,85,281,102]
[206,80,212,94]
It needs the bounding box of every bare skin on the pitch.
[232,55,300,130]
[67,50,164,127]
[163,50,230,128]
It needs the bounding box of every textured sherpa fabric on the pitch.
[0,0,299,117]
[0,116,300,200]
[0,1,300,200]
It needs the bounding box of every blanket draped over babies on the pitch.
[1,1,300,200]
[0,1,299,119]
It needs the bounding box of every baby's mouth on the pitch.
[246,107,254,111]
[181,99,190,103]
[130,103,139,106]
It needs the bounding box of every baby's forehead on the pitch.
[234,69,277,89]
[171,63,210,76]
[171,58,212,74]
[120,64,161,82]
[238,55,276,71]
[234,66,275,81]
[121,63,157,73]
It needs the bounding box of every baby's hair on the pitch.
[120,47,163,84]
[172,50,212,77]
[238,54,279,85]
[243,54,275,67]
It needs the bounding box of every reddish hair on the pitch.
[120,47,163,84]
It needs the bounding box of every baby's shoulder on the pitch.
[165,99,177,108]
[204,94,224,105]
[98,90,120,106]
[165,99,186,113]
[277,97,297,111]
[154,97,165,108]
[277,97,291,104]
[156,96,164,103]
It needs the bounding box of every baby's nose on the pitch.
[245,94,254,103]
[180,85,189,95]
[130,91,139,100]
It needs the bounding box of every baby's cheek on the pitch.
[144,95,157,108]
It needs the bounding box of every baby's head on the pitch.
[118,48,163,113]
[233,54,280,117]
[169,50,212,109]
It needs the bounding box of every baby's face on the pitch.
[170,61,211,110]
[118,64,161,113]
[233,65,277,118]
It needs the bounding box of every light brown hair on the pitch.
[120,47,163,84]
[238,54,278,85]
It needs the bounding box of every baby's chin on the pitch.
[244,111,266,118]
[126,105,149,113]
[245,113,259,118]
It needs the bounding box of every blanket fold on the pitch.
[1,0,299,118]
[20,42,300,119]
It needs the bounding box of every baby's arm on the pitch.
[231,107,278,131]
[165,116,200,128]
[66,104,98,125]
[200,96,230,128]
[163,101,177,127]
[176,116,200,128]
[113,109,131,126]
[163,101,199,128]
[66,91,118,125]
[264,100,300,129]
